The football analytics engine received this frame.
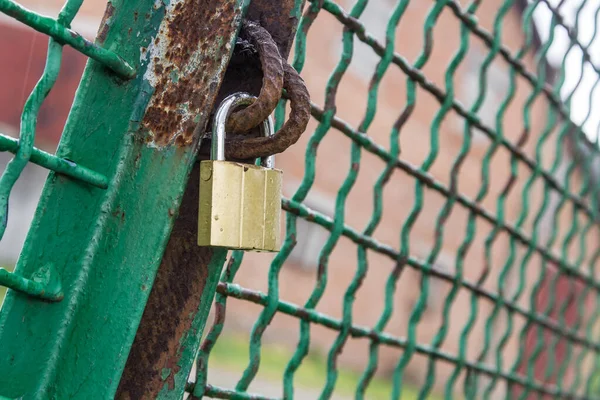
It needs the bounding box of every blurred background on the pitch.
[3,0,600,398]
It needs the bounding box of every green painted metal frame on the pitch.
[0,0,245,398]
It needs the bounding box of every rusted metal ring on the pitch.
[226,62,311,160]
[225,20,284,134]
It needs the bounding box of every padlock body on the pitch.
[198,160,282,251]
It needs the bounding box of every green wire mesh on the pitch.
[189,0,600,399]
[0,0,130,297]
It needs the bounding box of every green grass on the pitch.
[208,333,443,399]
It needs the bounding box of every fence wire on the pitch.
[4,0,600,398]
[0,0,118,297]
[0,0,126,238]
[189,0,600,399]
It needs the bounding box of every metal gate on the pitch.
[1,0,600,399]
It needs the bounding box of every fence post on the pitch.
[0,0,245,398]
[115,1,306,398]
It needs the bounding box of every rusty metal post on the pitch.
[115,1,305,399]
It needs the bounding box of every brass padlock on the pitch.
[198,92,282,251]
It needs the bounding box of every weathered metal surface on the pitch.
[0,0,243,398]
[117,2,307,399]
[115,164,227,400]
[140,0,242,147]
[226,62,310,160]
[113,1,246,398]
[244,0,306,59]
[197,0,307,161]
[226,21,284,135]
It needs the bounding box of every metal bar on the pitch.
[203,384,278,400]
[245,0,306,62]
[0,0,244,398]
[114,0,250,398]
[0,266,62,302]
[0,0,135,79]
[0,134,108,188]
[115,164,228,399]
[119,2,306,398]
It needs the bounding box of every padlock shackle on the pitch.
[212,92,275,168]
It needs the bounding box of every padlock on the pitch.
[198,92,282,251]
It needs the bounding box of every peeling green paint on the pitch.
[161,368,172,381]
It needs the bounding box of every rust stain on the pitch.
[115,165,215,399]
[244,0,304,58]
[225,20,284,135]
[224,62,310,159]
[139,0,238,147]
[96,2,115,44]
